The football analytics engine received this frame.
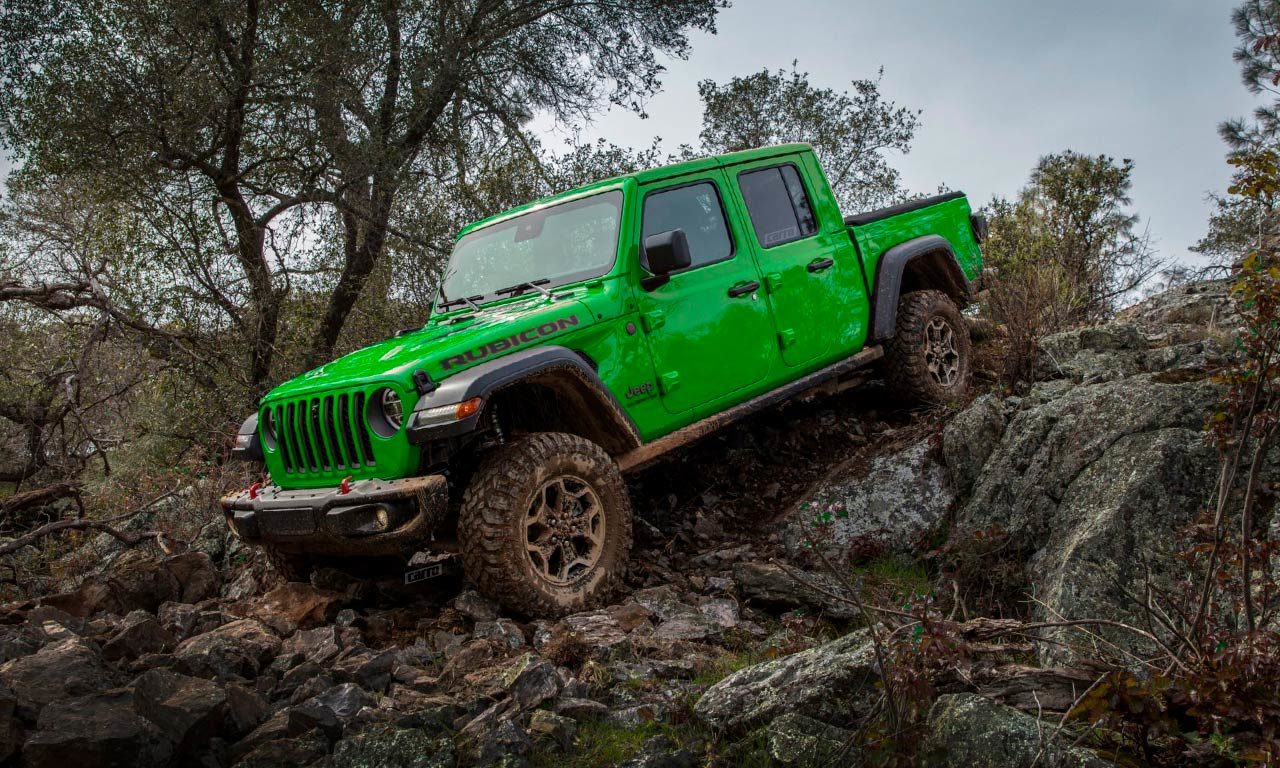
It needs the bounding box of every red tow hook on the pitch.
[339,475,353,495]
[248,481,263,500]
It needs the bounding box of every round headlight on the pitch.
[368,387,403,437]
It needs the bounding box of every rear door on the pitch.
[634,172,775,415]
[730,157,849,366]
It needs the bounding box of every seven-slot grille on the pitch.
[266,392,377,474]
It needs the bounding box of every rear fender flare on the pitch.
[870,234,971,341]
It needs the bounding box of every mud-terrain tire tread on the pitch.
[264,547,313,583]
[884,289,972,405]
[458,432,633,618]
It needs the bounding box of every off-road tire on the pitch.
[264,547,313,584]
[884,289,972,405]
[458,432,632,618]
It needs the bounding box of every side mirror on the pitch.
[641,229,692,290]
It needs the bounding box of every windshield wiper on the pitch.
[494,278,553,299]
[437,294,484,312]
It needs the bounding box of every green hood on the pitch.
[265,296,596,403]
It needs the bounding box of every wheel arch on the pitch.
[870,234,972,341]
[408,346,642,455]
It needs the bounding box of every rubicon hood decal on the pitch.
[440,314,580,371]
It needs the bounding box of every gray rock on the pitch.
[765,712,856,767]
[783,438,951,563]
[174,618,282,680]
[235,728,330,768]
[501,653,560,710]
[0,683,17,762]
[103,610,174,661]
[131,668,227,752]
[0,636,116,721]
[23,689,173,768]
[920,693,1112,767]
[456,701,529,766]
[632,586,720,642]
[331,726,456,768]
[555,697,610,720]
[308,682,374,720]
[157,602,199,641]
[332,646,398,692]
[942,393,1007,495]
[695,629,877,733]
[733,562,859,621]
[618,735,695,768]
[475,618,526,650]
[527,709,576,752]
[226,681,270,734]
[452,589,500,622]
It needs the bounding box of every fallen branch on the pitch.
[0,487,180,558]
[0,481,82,516]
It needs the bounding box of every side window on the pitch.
[641,181,733,270]
[737,164,818,248]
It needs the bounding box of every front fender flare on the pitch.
[405,346,642,451]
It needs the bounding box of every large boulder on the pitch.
[174,618,281,680]
[0,636,116,721]
[920,693,1111,768]
[947,300,1233,662]
[694,629,877,733]
[783,438,951,564]
[23,689,173,768]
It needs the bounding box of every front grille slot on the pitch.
[271,390,378,475]
[354,391,376,467]
[275,404,293,473]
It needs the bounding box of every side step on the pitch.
[616,346,883,473]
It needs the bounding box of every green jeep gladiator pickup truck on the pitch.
[223,143,986,616]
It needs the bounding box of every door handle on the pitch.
[806,257,835,273]
[727,280,760,298]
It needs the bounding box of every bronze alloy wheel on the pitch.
[884,289,972,405]
[924,316,962,388]
[522,475,607,586]
[459,432,632,617]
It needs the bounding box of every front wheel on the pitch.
[884,289,973,405]
[458,432,633,617]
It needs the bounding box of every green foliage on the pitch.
[982,151,1160,324]
[697,64,920,212]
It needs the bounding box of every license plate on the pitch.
[404,563,444,584]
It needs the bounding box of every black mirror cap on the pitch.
[643,229,693,277]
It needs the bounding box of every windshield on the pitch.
[437,190,624,308]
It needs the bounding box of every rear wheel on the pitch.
[884,289,972,405]
[458,432,632,617]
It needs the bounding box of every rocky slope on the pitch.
[0,280,1246,767]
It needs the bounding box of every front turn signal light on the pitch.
[454,397,482,420]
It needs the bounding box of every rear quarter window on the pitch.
[738,164,818,248]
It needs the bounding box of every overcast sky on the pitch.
[0,0,1257,268]
[537,0,1258,269]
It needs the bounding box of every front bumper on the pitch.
[219,475,449,556]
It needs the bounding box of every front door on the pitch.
[729,157,850,366]
[634,173,775,415]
